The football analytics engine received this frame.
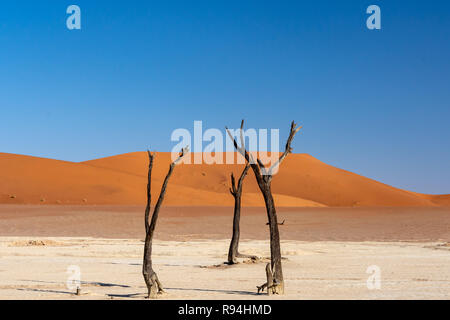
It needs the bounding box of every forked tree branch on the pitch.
[237,164,250,190]
[267,121,302,176]
[226,121,247,160]
[229,164,250,196]
[230,174,236,196]
[226,120,301,177]
[151,147,189,225]
[226,121,264,177]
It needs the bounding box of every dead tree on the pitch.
[142,148,188,299]
[226,120,301,295]
[227,164,258,264]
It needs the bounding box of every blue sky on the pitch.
[0,0,449,194]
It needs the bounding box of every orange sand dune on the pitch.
[0,152,447,207]
[412,193,450,206]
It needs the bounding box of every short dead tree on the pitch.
[142,148,188,299]
[227,164,259,264]
[226,120,301,295]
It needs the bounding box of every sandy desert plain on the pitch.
[0,151,449,300]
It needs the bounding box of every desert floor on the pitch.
[1,205,450,299]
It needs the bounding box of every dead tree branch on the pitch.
[266,219,285,226]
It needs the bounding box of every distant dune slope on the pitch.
[0,152,447,207]
[411,193,450,206]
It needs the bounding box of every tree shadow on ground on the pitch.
[166,287,259,296]
[107,292,142,298]
[17,288,74,295]
[19,279,131,288]
[107,287,260,299]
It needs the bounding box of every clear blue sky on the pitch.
[0,0,449,194]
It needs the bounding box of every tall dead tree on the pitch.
[227,164,258,264]
[142,148,188,299]
[226,120,301,295]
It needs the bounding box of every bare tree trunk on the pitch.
[227,195,242,264]
[226,120,301,295]
[142,227,163,299]
[261,184,284,294]
[142,148,187,299]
